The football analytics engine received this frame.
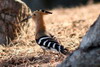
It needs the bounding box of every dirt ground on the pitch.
[0,4,100,67]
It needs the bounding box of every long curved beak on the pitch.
[21,16,32,22]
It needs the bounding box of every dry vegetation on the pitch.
[0,4,100,67]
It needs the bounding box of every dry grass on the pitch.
[0,4,100,67]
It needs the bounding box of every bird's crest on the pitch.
[34,9,52,14]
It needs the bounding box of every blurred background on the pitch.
[22,0,100,11]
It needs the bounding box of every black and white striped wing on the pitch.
[36,36,67,55]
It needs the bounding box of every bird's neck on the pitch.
[34,15,46,39]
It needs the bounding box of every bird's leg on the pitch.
[59,53,65,61]
[42,49,46,56]
[53,52,64,61]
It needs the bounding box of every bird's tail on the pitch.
[61,48,70,55]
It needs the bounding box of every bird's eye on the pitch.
[33,14,36,16]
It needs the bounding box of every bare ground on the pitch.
[0,4,100,67]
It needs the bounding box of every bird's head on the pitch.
[33,9,52,17]
[21,10,52,22]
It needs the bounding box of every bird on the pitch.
[21,9,69,55]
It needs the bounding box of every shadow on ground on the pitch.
[0,52,66,67]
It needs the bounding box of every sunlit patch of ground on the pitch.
[0,3,100,67]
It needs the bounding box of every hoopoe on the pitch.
[22,10,69,55]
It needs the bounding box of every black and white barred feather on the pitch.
[36,35,68,55]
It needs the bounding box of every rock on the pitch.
[57,15,100,67]
[0,0,33,44]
